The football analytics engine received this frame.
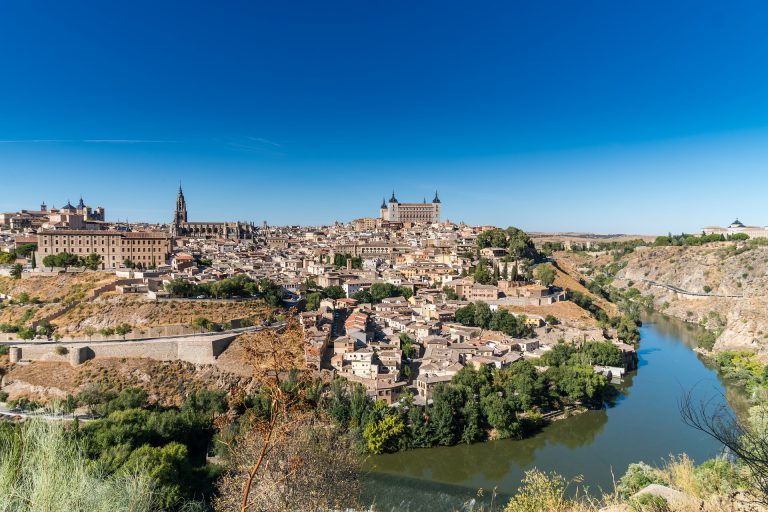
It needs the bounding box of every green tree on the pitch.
[363,411,405,454]
[119,442,190,508]
[324,285,346,300]
[10,263,22,279]
[473,301,493,329]
[115,323,132,340]
[305,292,322,311]
[442,286,460,300]
[535,263,556,287]
[81,253,103,270]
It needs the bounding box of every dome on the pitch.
[730,219,745,228]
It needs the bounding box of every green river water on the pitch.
[361,314,748,511]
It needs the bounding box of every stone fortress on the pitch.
[379,190,441,224]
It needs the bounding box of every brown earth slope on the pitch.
[54,296,272,335]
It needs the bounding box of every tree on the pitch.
[191,316,213,332]
[481,393,519,439]
[35,320,55,338]
[535,263,556,287]
[84,326,96,340]
[473,301,493,329]
[363,410,405,454]
[119,442,190,509]
[442,286,460,300]
[115,323,132,340]
[81,253,102,270]
[617,315,641,344]
[305,292,322,311]
[10,264,22,280]
[429,385,463,446]
[30,252,36,269]
[455,303,476,326]
[324,285,346,300]
[42,252,80,269]
[399,332,417,359]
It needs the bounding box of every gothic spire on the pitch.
[432,190,441,203]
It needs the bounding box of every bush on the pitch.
[53,345,68,356]
[628,493,670,512]
[617,462,664,497]
[0,420,155,511]
[0,390,8,402]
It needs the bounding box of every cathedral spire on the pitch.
[432,190,441,203]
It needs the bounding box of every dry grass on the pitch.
[0,273,117,304]
[4,357,249,407]
[53,296,272,334]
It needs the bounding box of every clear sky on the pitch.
[2,1,768,233]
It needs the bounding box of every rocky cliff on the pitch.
[613,242,768,355]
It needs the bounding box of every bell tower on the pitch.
[174,185,188,224]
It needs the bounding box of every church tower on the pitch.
[174,186,188,224]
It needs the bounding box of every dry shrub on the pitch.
[213,314,360,512]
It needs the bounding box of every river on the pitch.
[361,314,748,511]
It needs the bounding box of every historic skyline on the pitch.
[3,1,768,232]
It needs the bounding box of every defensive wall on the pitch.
[8,332,238,367]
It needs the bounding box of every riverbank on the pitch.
[362,317,746,511]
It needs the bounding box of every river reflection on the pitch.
[363,314,745,511]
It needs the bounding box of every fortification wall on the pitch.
[8,333,238,367]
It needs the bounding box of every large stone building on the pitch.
[170,186,255,239]
[702,219,768,239]
[36,229,172,269]
[379,191,441,224]
[0,197,105,231]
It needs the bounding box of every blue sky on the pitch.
[2,1,768,233]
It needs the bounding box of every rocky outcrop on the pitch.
[614,243,768,355]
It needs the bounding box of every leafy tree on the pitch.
[324,285,346,300]
[443,286,460,300]
[399,333,417,359]
[81,253,103,270]
[429,385,463,446]
[455,303,476,325]
[191,316,213,332]
[461,398,486,444]
[535,263,556,287]
[363,410,405,454]
[10,264,22,279]
[119,442,191,508]
[115,323,132,340]
[617,315,641,344]
[473,301,493,329]
[305,292,322,311]
[42,252,80,269]
[481,393,519,439]
[0,252,14,265]
[17,327,34,340]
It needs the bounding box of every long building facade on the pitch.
[379,191,441,224]
[36,230,172,269]
[170,187,255,239]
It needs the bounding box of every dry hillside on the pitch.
[611,242,768,355]
[54,296,272,335]
[0,273,117,303]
